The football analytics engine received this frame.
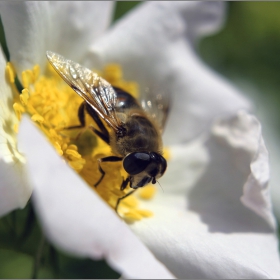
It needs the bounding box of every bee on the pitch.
[46,51,169,211]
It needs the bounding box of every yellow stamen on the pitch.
[163,147,171,161]
[103,64,122,83]
[103,64,139,99]
[122,208,153,223]
[123,211,143,222]
[135,209,153,217]
[65,148,81,158]
[67,144,78,151]
[13,102,25,120]
[33,64,40,81]
[13,123,19,133]
[31,114,44,124]
[5,62,16,83]
[20,89,29,105]
[22,69,33,88]
[120,195,138,208]
[138,185,157,200]
[53,142,63,156]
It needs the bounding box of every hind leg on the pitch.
[64,101,110,144]
[94,156,123,187]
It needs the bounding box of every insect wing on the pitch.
[46,51,121,131]
[141,88,170,134]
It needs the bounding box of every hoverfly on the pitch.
[46,51,169,211]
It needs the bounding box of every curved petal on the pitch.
[0,1,114,77]
[160,136,209,194]
[167,1,227,44]
[0,47,31,217]
[0,2,51,76]
[86,1,251,146]
[268,142,280,219]
[17,117,174,279]
[48,1,115,62]
[131,112,280,278]
[130,205,280,279]
[258,120,280,219]
[213,111,275,227]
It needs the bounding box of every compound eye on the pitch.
[123,152,151,175]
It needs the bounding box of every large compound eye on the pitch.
[123,152,151,175]
[149,152,167,177]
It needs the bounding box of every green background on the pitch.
[200,2,280,148]
[1,2,280,278]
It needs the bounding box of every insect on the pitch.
[46,51,169,212]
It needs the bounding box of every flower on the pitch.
[1,1,280,278]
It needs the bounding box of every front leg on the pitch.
[94,156,123,187]
[115,189,136,213]
[120,176,130,191]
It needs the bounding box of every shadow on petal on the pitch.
[188,112,275,234]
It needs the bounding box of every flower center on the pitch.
[7,62,160,222]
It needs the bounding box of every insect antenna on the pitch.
[156,180,164,193]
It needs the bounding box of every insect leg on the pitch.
[115,189,136,213]
[64,101,86,130]
[94,156,123,187]
[85,103,110,144]
[62,102,110,144]
[120,176,130,191]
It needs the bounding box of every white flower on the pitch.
[0,1,279,278]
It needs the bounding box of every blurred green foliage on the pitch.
[200,2,280,128]
[0,204,120,278]
[201,2,280,85]
[114,1,140,22]
[0,15,9,61]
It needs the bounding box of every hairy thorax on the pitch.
[110,110,162,156]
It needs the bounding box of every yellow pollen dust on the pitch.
[7,61,158,222]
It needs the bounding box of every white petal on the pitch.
[0,47,31,216]
[166,1,227,44]
[0,1,114,77]
[130,205,280,278]
[0,2,51,76]
[48,1,115,63]
[212,111,275,227]
[267,138,280,218]
[131,112,279,278]
[17,117,174,279]
[86,1,251,145]
[160,137,209,194]
[256,116,280,219]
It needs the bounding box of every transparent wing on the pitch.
[46,51,121,131]
[140,87,170,134]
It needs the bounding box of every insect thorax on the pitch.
[111,112,162,156]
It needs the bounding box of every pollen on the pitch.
[8,61,159,222]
